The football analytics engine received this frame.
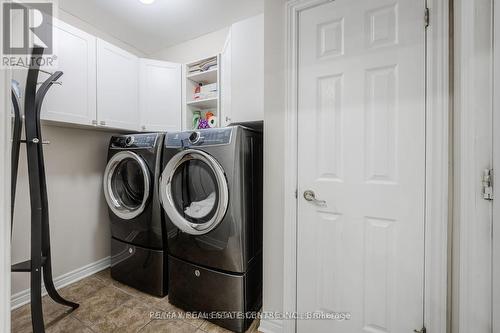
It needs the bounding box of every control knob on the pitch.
[189,131,201,144]
[125,136,135,147]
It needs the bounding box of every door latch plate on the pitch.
[482,169,494,200]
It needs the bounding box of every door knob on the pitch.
[303,190,326,206]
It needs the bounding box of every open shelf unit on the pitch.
[184,55,221,130]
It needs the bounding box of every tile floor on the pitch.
[11,269,261,333]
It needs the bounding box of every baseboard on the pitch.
[258,319,284,333]
[10,256,110,310]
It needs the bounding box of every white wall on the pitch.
[11,125,112,296]
[261,0,287,330]
[150,27,230,63]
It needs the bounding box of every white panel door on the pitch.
[297,1,426,332]
[40,19,97,126]
[97,39,139,131]
[139,59,182,132]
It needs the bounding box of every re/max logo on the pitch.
[2,2,53,55]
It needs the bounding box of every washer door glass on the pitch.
[161,150,229,235]
[104,151,150,220]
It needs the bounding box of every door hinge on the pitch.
[425,7,430,28]
[482,169,494,200]
[414,327,426,333]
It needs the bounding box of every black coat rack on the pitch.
[11,47,79,333]
[11,81,21,229]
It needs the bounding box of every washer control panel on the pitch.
[111,134,158,149]
[165,128,233,148]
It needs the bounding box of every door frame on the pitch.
[1,3,12,330]
[493,0,500,330]
[282,1,450,332]
[0,69,12,333]
[454,0,494,332]
[0,39,12,333]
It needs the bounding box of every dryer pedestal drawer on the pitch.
[168,255,262,333]
[111,238,167,297]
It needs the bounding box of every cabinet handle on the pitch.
[100,121,106,126]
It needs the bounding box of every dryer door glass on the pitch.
[171,159,219,223]
[160,149,229,235]
[104,151,151,220]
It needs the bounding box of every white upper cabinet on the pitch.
[40,19,97,126]
[228,14,264,123]
[97,39,140,131]
[139,59,182,132]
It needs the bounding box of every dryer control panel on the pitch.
[110,134,158,149]
[165,128,233,148]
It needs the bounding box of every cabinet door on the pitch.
[139,59,182,132]
[220,32,232,126]
[97,39,139,131]
[230,14,264,123]
[40,19,97,126]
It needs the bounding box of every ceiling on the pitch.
[58,0,264,55]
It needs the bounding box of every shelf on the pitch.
[187,68,218,83]
[187,97,218,110]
